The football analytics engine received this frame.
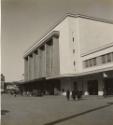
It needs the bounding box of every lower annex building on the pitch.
[22,14,113,96]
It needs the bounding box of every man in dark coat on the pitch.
[66,90,70,101]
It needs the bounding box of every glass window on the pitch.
[112,52,113,61]
[101,55,106,64]
[92,58,96,66]
[107,53,111,62]
[89,59,92,67]
[73,37,74,42]
[73,61,76,66]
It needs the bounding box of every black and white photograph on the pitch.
[1,0,113,125]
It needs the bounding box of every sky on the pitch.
[1,0,113,82]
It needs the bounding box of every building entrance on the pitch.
[88,80,98,95]
[73,82,77,90]
[46,79,61,95]
[104,78,113,95]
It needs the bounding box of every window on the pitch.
[84,52,113,69]
[89,59,92,67]
[101,53,113,64]
[73,61,76,66]
[73,49,75,53]
[92,58,96,66]
[85,60,89,68]
[73,37,74,42]
[106,53,112,62]
[84,58,97,68]
[112,53,113,61]
[102,55,106,64]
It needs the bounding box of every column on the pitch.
[31,53,34,80]
[36,49,40,78]
[45,39,53,76]
[24,57,28,81]
[28,56,30,80]
[33,51,37,79]
[83,79,89,96]
[98,74,104,96]
[39,45,46,77]
[52,36,60,75]
[32,52,36,79]
[28,55,33,80]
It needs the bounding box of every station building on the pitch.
[22,14,113,96]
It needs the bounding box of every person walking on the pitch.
[14,91,17,97]
[66,90,70,101]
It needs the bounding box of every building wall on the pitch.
[66,17,113,75]
[24,15,113,81]
[78,18,113,55]
[68,17,82,73]
[54,17,74,74]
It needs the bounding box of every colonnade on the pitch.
[24,32,60,81]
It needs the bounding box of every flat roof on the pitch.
[24,13,113,57]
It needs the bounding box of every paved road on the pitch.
[1,94,113,125]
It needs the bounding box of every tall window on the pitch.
[92,58,96,66]
[73,37,74,42]
[102,55,106,64]
[73,61,76,66]
[106,53,112,62]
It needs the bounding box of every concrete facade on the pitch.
[23,14,113,96]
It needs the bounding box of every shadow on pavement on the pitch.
[44,102,113,125]
[1,110,10,115]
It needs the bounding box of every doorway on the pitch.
[73,82,77,90]
[104,78,113,95]
[88,80,98,95]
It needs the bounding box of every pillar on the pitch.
[33,52,36,79]
[28,55,33,80]
[39,45,46,77]
[45,39,53,76]
[35,49,40,78]
[24,57,28,81]
[52,36,60,75]
[83,80,89,96]
[98,74,104,96]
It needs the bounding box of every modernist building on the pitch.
[23,14,113,96]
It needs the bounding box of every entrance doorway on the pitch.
[104,78,113,95]
[73,82,77,90]
[88,80,98,95]
[46,79,61,95]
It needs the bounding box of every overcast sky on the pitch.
[1,0,113,82]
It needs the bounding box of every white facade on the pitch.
[23,14,113,96]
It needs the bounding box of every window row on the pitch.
[84,52,113,68]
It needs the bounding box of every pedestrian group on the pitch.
[66,89,82,101]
